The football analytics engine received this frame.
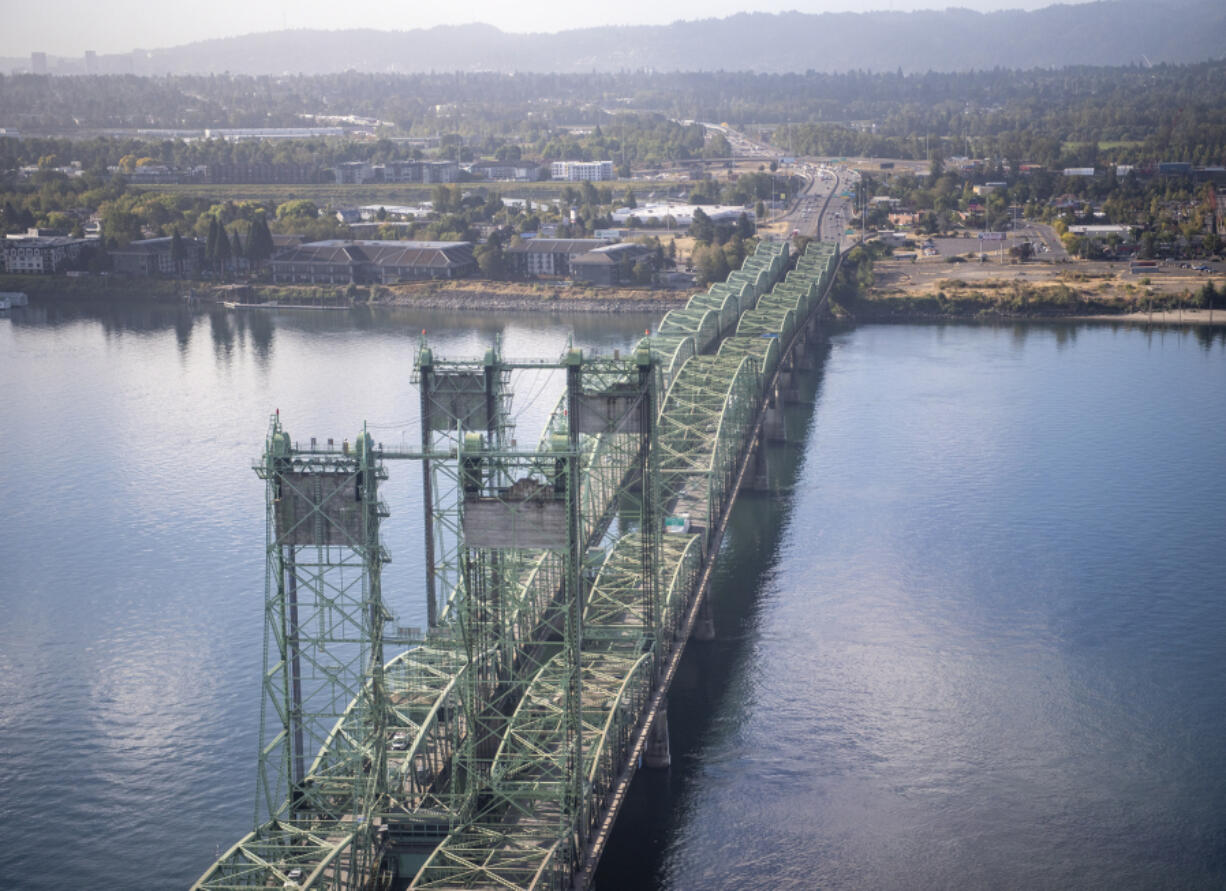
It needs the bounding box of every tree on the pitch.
[275,199,319,221]
[100,201,142,247]
[690,207,715,244]
[246,216,275,266]
[205,217,220,266]
[431,185,453,215]
[475,243,504,278]
[628,258,651,286]
[171,229,186,278]
[692,243,730,286]
[214,223,232,276]
[1195,279,1218,309]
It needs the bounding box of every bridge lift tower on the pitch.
[404,342,662,888]
[253,416,391,888]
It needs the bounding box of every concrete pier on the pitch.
[644,709,671,769]
[693,597,716,641]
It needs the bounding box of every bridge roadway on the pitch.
[195,176,850,891]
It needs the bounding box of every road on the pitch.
[693,121,860,248]
[773,160,858,249]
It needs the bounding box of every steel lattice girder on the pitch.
[657,353,760,531]
[192,819,363,891]
[584,531,701,644]
[201,235,842,891]
[658,306,721,353]
[685,289,742,336]
[411,652,654,891]
[411,529,701,890]
[718,335,782,386]
[635,333,695,396]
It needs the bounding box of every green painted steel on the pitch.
[198,236,844,890]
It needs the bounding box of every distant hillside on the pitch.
[7,0,1225,75]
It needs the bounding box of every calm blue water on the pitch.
[0,301,657,889]
[2,306,1224,889]
[599,321,1226,890]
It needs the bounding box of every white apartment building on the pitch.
[550,161,615,182]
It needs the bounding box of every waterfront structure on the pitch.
[110,236,205,277]
[269,239,475,284]
[503,238,611,278]
[2,231,91,274]
[195,236,847,890]
[550,160,615,182]
[570,242,654,286]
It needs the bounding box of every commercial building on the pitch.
[503,238,611,278]
[2,230,91,274]
[208,162,316,185]
[269,240,475,284]
[470,160,544,182]
[110,236,205,276]
[382,160,458,184]
[333,160,459,185]
[550,161,614,182]
[570,242,654,286]
[610,204,751,228]
[203,128,344,141]
[1067,224,1133,241]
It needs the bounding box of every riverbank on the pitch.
[852,260,1224,324]
[372,280,686,313]
[0,273,187,300]
[0,274,688,313]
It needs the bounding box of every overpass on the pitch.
[194,226,849,891]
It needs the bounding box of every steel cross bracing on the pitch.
[194,238,844,890]
[194,418,391,891]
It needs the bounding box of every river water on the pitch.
[1,303,1224,889]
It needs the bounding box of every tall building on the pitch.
[30,52,47,75]
[84,51,97,75]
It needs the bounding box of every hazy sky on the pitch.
[5,0,1086,58]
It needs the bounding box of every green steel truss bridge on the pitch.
[194,236,843,891]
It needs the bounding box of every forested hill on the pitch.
[8,0,1225,76]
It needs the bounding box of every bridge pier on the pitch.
[794,336,817,372]
[693,596,716,641]
[780,354,805,403]
[747,434,771,490]
[644,709,671,769]
[764,388,787,443]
